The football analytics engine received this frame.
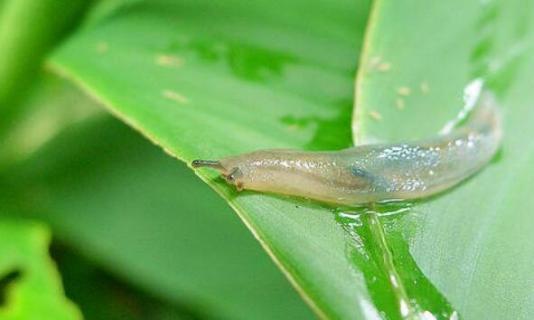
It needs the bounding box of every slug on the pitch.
[192,88,502,206]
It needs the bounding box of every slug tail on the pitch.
[468,91,502,143]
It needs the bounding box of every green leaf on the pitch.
[355,0,534,319]
[0,219,80,320]
[49,0,377,318]
[0,0,93,133]
[2,77,313,319]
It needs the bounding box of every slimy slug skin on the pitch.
[192,90,502,206]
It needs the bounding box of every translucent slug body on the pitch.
[192,90,502,205]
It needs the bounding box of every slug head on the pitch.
[192,151,291,192]
[191,150,352,200]
[191,159,245,191]
[192,150,381,205]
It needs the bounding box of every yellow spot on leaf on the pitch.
[396,98,405,110]
[368,56,381,69]
[367,56,391,73]
[377,62,391,72]
[96,41,108,54]
[369,111,383,121]
[397,86,411,96]
[155,54,184,68]
[286,124,300,131]
[162,90,189,104]
[420,81,430,94]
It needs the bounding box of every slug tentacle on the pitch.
[192,86,502,206]
[191,159,223,170]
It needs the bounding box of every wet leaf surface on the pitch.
[355,1,534,319]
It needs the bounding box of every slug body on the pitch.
[193,90,502,205]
